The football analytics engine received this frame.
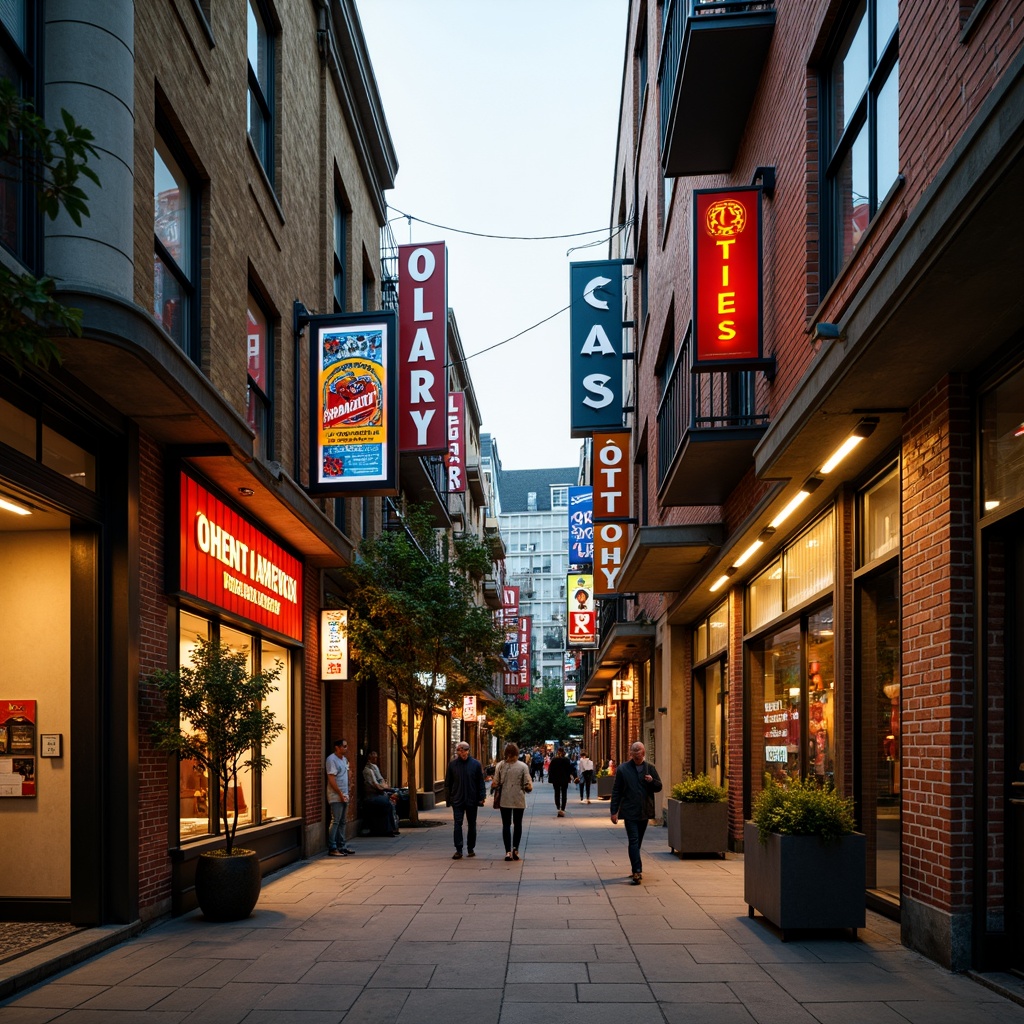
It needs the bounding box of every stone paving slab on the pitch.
[2,798,1024,1024]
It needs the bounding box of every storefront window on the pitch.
[178,612,211,840]
[862,468,899,562]
[260,639,290,823]
[980,365,1024,515]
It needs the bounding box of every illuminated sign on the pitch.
[593,432,630,519]
[178,472,303,641]
[320,610,348,681]
[518,616,531,700]
[570,260,624,437]
[693,187,763,369]
[568,486,593,563]
[567,573,596,647]
[447,392,466,493]
[463,695,477,723]
[399,242,448,452]
[564,685,577,705]
[309,311,398,495]
[612,677,635,701]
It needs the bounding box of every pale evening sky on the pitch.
[356,0,626,471]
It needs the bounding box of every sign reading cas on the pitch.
[570,261,624,437]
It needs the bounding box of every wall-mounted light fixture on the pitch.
[657,707,667,715]
[238,487,255,497]
[820,417,878,474]
[0,496,31,516]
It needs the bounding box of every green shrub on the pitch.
[596,767,609,778]
[670,772,726,803]
[751,776,855,843]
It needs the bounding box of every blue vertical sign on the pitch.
[570,260,624,437]
[569,486,593,565]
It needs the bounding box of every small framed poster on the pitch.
[40,734,63,758]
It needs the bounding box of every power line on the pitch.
[389,206,625,243]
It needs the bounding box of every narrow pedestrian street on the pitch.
[3,795,1023,1024]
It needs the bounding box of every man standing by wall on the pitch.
[610,741,662,884]
[444,741,485,859]
[326,738,356,856]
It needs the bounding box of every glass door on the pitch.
[692,658,727,787]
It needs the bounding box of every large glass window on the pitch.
[175,613,290,843]
[154,134,198,361]
[0,0,34,263]
[822,0,899,288]
[980,364,1024,516]
[247,0,274,177]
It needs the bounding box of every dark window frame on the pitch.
[247,0,275,179]
[246,287,274,461]
[334,183,347,312]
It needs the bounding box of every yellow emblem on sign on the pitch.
[706,198,747,237]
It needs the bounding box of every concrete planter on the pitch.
[596,776,614,799]
[667,798,728,856]
[743,822,866,940]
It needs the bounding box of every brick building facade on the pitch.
[575,0,1024,973]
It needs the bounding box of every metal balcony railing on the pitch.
[380,221,398,312]
[598,595,635,637]
[656,323,768,489]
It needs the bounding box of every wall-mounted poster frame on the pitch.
[0,699,37,796]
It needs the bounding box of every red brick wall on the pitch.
[136,432,171,919]
[900,375,974,915]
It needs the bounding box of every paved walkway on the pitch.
[3,794,1024,1023]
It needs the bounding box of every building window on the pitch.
[246,290,273,460]
[980,364,1024,516]
[247,0,274,177]
[154,132,199,362]
[550,486,568,509]
[0,0,36,265]
[821,0,899,288]
[176,612,291,842]
[636,18,647,132]
[334,184,347,311]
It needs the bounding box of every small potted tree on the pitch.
[596,765,615,800]
[744,776,865,940]
[667,772,728,856]
[151,636,284,921]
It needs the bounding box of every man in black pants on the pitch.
[444,742,485,858]
[547,747,575,817]
[610,741,663,884]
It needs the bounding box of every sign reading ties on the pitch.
[568,486,593,564]
[567,573,597,648]
[447,392,466,493]
[398,242,448,452]
[308,310,398,495]
[569,261,624,437]
[693,187,763,369]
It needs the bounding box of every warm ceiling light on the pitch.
[0,497,31,516]
[769,489,810,529]
[820,418,878,474]
[732,539,763,567]
[709,574,730,592]
[238,487,255,497]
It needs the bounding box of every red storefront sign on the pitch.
[593,431,630,519]
[398,242,447,452]
[178,472,303,641]
[593,521,629,595]
[693,187,763,368]
[517,616,531,700]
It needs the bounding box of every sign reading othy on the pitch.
[179,472,303,641]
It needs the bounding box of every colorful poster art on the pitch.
[0,700,36,797]
[569,486,593,564]
[567,573,597,647]
[309,311,398,495]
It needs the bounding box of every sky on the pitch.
[356,1,626,471]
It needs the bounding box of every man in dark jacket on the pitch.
[610,741,663,884]
[547,747,575,817]
[444,741,485,859]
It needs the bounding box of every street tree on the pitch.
[0,79,100,371]
[516,681,576,747]
[341,505,505,825]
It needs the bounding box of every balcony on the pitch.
[657,324,768,505]
[399,452,451,528]
[484,517,506,560]
[618,522,725,594]
[466,457,487,506]
[482,574,502,610]
[658,0,776,176]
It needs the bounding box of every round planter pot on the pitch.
[194,849,261,922]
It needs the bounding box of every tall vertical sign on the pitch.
[398,242,447,451]
[502,585,520,695]
[693,187,763,369]
[446,392,466,493]
[568,486,593,565]
[592,431,631,595]
[570,260,624,437]
[309,310,398,495]
[567,573,597,647]
[518,616,532,700]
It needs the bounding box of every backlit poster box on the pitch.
[308,310,398,496]
[567,573,597,648]
[321,609,348,681]
[0,699,36,797]
[693,187,763,369]
[399,242,448,452]
[568,486,593,564]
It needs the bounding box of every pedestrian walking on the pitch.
[578,750,595,803]
[492,741,532,860]
[531,748,544,782]
[610,741,662,884]
[326,738,356,856]
[547,746,574,816]
[444,741,485,859]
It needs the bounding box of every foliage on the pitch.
[341,504,505,824]
[596,767,610,778]
[0,79,101,371]
[487,701,525,744]
[513,681,575,747]
[751,776,856,844]
[150,637,284,854]
[670,772,727,803]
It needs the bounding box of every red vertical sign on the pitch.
[447,392,465,493]
[398,241,447,451]
[593,432,630,519]
[518,616,531,700]
[693,187,762,367]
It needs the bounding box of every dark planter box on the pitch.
[667,798,728,856]
[596,776,614,799]
[743,822,866,940]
